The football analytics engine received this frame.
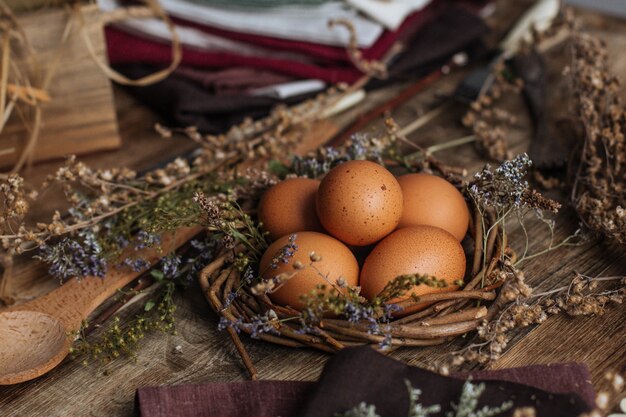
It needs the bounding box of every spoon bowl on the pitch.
[0,310,69,385]
[0,226,201,385]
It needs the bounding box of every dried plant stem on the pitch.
[0,254,14,304]
[324,317,481,339]
[530,275,625,299]
[393,300,461,324]
[484,210,498,263]
[199,250,297,377]
[421,307,488,326]
[278,325,336,353]
[399,102,452,138]
[0,33,9,121]
[321,322,447,346]
[395,290,496,310]
[514,233,581,266]
[425,135,476,154]
[472,207,484,276]
[334,71,443,144]
[0,158,231,241]
[84,276,154,335]
[205,267,258,379]
[225,326,258,380]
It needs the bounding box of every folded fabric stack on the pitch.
[99,0,489,132]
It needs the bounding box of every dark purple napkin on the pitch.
[112,64,302,133]
[136,381,312,417]
[299,347,592,417]
[135,347,594,417]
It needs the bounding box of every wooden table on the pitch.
[0,3,624,415]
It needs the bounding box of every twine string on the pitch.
[76,0,182,87]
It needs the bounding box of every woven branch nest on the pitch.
[198,170,515,376]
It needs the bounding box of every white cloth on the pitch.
[99,0,385,48]
[97,0,326,100]
[345,0,431,31]
[98,0,313,62]
[250,79,326,99]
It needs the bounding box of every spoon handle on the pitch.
[8,226,202,332]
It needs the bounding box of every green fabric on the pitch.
[183,0,330,8]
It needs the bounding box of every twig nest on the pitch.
[258,232,359,310]
[360,226,466,315]
[316,160,403,246]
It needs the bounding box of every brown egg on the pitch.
[316,160,403,246]
[258,178,324,241]
[397,173,470,241]
[360,226,466,314]
[259,232,359,310]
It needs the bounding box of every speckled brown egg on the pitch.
[258,178,324,241]
[397,173,469,241]
[259,232,359,310]
[360,226,466,313]
[316,160,403,246]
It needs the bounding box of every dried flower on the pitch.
[462,61,521,161]
[36,231,107,282]
[469,154,533,211]
[569,31,626,245]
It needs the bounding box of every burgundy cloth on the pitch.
[106,27,361,83]
[174,66,294,95]
[135,347,594,417]
[136,381,312,417]
[457,363,596,405]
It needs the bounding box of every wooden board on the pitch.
[0,4,121,168]
[0,2,624,415]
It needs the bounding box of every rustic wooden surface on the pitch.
[0,2,625,416]
[0,5,121,168]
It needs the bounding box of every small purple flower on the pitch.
[241,311,280,339]
[37,230,107,281]
[379,332,393,350]
[160,254,181,278]
[295,319,321,335]
[134,230,161,250]
[469,154,532,210]
[242,266,255,285]
[122,257,151,272]
[270,234,298,269]
[382,303,402,321]
[218,316,243,333]
[183,236,219,283]
[223,291,238,309]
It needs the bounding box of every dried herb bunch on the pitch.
[581,371,626,417]
[569,30,626,244]
[0,88,352,360]
[461,62,521,162]
[0,87,348,303]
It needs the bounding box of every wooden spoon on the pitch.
[0,225,202,385]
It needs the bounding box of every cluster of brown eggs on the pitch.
[258,160,470,314]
